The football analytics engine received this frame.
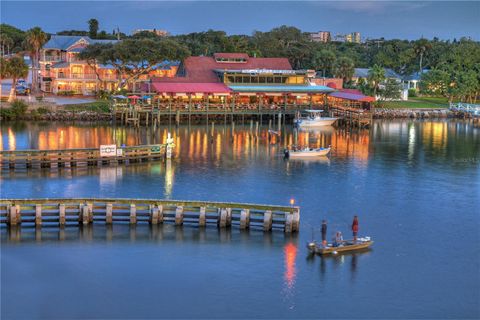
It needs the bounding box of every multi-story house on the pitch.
[40,35,178,95]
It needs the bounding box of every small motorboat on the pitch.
[294,110,338,127]
[307,237,373,255]
[284,146,331,158]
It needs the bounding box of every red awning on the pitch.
[329,91,375,102]
[151,82,232,94]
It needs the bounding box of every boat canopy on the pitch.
[304,109,324,113]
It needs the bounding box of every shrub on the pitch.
[37,107,50,114]
[408,88,417,98]
[10,100,28,117]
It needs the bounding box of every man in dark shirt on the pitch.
[321,220,327,246]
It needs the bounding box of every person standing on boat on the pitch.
[321,220,327,246]
[352,216,359,242]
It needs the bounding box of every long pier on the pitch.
[0,144,166,170]
[0,198,300,233]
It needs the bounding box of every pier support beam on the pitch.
[8,205,20,226]
[150,205,159,225]
[240,209,250,229]
[130,204,137,224]
[59,204,66,225]
[35,204,42,226]
[175,206,184,225]
[218,208,227,228]
[106,203,113,224]
[198,207,206,227]
[263,210,273,231]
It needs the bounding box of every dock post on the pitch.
[292,208,300,232]
[130,204,137,224]
[218,208,227,228]
[240,209,250,229]
[106,203,113,224]
[175,206,184,225]
[284,212,293,233]
[158,205,164,223]
[8,205,20,226]
[150,205,159,225]
[225,208,232,226]
[82,204,89,225]
[198,207,206,227]
[263,210,273,231]
[278,112,282,131]
[35,204,42,226]
[59,203,66,225]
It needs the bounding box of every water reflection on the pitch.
[1,224,298,245]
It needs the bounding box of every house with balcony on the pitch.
[40,35,179,95]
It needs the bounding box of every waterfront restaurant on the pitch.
[148,53,335,111]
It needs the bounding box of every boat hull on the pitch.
[296,117,338,127]
[288,148,330,157]
[307,240,373,255]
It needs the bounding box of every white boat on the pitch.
[285,146,331,158]
[294,110,338,127]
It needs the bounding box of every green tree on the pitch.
[79,38,190,90]
[6,56,29,102]
[367,64,385,97]
[0,57,9,98]
[1,35,14,56]
[0,24,26,53]
[88,19,99,39]
[379,78,402,100]
[24,27,47,93]
[333,56,355,83]
[413,38,432,72]
[313,49,336,78]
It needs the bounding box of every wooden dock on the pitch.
[0,198,300,233]
[0,144,166,170]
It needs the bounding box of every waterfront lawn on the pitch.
[378,98,449,109]
[63,101,111,113]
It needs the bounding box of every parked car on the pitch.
[15,85,30,95]
[15,80,31,95]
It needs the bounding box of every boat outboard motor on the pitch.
[284,148,290,158]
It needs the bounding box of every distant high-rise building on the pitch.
[132,28,169,37]
[309,31,331,43]
[334,32,361,43]
[352,32,361,43]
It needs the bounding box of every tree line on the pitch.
[1,22,479,102]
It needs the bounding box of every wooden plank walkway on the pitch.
[0,198,300,233]
[0,144,166,170]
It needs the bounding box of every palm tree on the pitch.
[333,56,355,83]
[1,35,14,56]
[313,49,336,78]
[7,56,29,102]
[367,64,385,97]
[25,27,47,93]
[413,38,432,73]
[0,57,9,100]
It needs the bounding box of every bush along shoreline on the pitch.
[0,100,113,121]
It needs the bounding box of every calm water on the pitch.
[1,120,479,319]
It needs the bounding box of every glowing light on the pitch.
[290,198,295,206]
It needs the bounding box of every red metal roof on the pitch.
[214,53,249,60]
[151,82,232,94]
[152,55,292,83]
[329,90,375,102]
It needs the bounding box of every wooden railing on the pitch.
[0,198,300,233]
[0,144,166,170]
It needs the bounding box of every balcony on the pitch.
[42,56,62,62]
[57,73,98,80]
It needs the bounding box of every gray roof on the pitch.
[403,69,429,81]
[354,68,401,79]
[43,35,118,51]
